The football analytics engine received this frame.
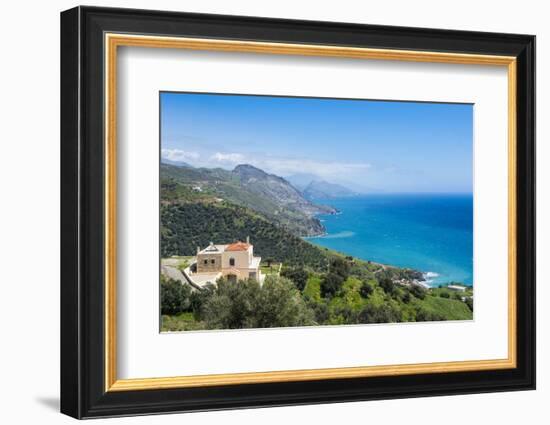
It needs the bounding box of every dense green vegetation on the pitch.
[203,276,315,329]
[161,275,315,331]
[161,200,334,269]
[160,274,191,315]
[161,257,473,332]
[160,164,473,330]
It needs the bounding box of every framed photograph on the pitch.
[60,6,535,419]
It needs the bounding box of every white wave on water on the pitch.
[320,230,356,239]
[424,271,440,284]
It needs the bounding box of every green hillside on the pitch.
[414,295,472,320]
[161,163,332,236]
[161,201,332,269]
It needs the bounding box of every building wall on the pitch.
[221,267,260,281]
[196,253,222,273]
[221,248,252,269]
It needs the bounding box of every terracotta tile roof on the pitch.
[225,241,251,251]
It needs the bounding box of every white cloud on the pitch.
[204,151,370,179]
[161,148,200,163]
[210,152,246,163]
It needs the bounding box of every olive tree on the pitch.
[202,276,315,329]
[280,267,309,291]
[160,275,192,315]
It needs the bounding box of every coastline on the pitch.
[307,228,473,289]
[304,194,473,288]
[303,232,432,287]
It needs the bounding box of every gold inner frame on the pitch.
[104,33,517,392]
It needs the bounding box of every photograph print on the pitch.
[159,92,474,332]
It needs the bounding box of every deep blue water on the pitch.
[307,194,473,286]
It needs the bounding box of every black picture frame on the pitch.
[61,5,535,419]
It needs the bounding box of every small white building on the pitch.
[447,285,467,292]
[186,238,263,287]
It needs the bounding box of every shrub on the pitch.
[189,283,215,320]
[280,267,309,291]
[410,285,427,300]
[202,278,260,329]
[378,277,396,295]
[254,276,315,328]
[201,276,315,329]
[453,292,463,301]
[357,303,402,324]
[160,275,192,315]
[415,307,445,322]
[332,305,358,324]
[330,257,350,279]
[359,281,373,298]
[320,272,345,298]
[307,300,329,324]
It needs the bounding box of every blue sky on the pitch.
[160,92,473,193]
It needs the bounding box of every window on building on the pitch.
[229,258,235,266]
[203,259,208,265]
[211,259,215,264]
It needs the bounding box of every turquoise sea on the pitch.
[307,194,473,286]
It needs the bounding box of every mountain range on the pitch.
[285,173,359,199]
[233,164,335,218]
[161,158,193,168]
[160,163,336,237]
[284,173,320,192]
[303,180,357,199]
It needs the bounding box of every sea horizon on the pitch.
[306,192,474,287]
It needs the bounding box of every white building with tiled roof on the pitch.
[187,237,263,286]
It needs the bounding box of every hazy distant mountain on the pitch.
[303,180,357,199]
[285,173,321,191]
[287,173,362,198]
[161,158,193,168]
[160,163,336,237]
